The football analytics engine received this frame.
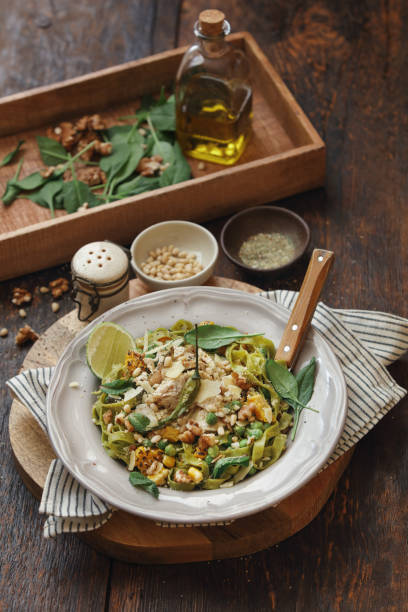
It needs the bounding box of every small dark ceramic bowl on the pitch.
[220,206,310,276]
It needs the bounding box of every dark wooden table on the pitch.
[1,1,407,610]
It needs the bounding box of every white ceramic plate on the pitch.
[47,287,347,524]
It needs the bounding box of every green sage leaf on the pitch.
[0,140,25,167]
[265,359,298,403]
[36,136,68,165]
[295,357,316,406]
[212,455,249,479]
[184,325,264,351]
[129,470,159,498]
[128,413,150,434]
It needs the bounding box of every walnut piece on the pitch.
[75,166,107,186]
[136,155,163,177]
[49,277,70,299]
[15,325,39,346]
[46,114,109,161]
[11,288,32,306]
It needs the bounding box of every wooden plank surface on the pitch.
[1,1,407,611]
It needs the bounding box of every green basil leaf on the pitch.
[152,140,175,165]
[129,470,159,499]
[2,181,21,206]
[62,180,102,213]
[265,359,298,403]
[159,142,191,187]
[36,136,68,165]
[24,179,64,218]
[113,175,161,200]
[128,413,150,434]
[148,95,176,132]
[295,357,316,406]
[0,140,25,167]
[99,143,131,180]
[184,325,264,351]
[103,126,143,146]
[212,455,249,479]
[110,144,144,191]
[15,171,49,191]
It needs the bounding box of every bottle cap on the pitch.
[199,9,225,37]
[71,241,128,284]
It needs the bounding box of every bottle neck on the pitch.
[194,19,231,58]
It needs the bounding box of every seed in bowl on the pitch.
[141,244,203,280]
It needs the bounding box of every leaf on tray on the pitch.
[62,180,102,213]
[0,140,25,167]
[36,136,69,166]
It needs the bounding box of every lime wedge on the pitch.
[86,322,136,379]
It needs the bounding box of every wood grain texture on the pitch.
[8,276,352,564]
[1,0,407,610]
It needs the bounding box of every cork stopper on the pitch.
[199,9,225,37]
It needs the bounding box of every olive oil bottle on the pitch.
[175,9,252,166]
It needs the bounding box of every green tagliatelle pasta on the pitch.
[90,320,293,496]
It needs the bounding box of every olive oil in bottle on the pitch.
[175,9,252,166]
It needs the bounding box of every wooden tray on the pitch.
[0,32,325,281]
[8,277,351,564]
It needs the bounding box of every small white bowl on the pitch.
[130,221,219,290]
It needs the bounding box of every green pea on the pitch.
[252,428,263,440]
[204,455,213,465]
[234,425,246,437]
[164,444,177,457]
[205,412,217,425]
[157,439,168,451]
[239,439,249,448]
[143,438,153,447]
[207,445,219,457]
[249,420,263,429]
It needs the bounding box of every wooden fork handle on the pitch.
[274,249,334,368]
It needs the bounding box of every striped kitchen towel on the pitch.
[7,291,408,536]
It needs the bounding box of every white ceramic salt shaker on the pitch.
[71,241,129,321]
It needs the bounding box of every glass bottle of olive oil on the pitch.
[175,9,252,166]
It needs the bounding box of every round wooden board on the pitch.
[9,276,352,564]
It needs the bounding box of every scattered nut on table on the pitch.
[39,286,50,294]
[51,302,60,313]
[18,309,27,318]
[49,277,70,298]
[0,328,8,337]
[15,325,39,346]
[11,288,32,306]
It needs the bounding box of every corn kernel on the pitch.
[163,455,176,468]
[148,468,169,486]
[187,467,203,483]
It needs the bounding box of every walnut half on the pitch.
[15,325,39,346]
